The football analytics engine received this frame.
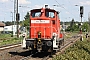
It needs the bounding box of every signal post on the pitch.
[80,6,84,41]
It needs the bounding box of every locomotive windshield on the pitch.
[45,9,55,18]
[31,9,55,18]
[31,9,41,17]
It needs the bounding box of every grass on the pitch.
[0,34,12,38]
[64,32,79,39]
[53,35,90,60]
[0,38,21,46]
[0,34,22,46]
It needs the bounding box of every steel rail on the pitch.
[0,43,21,51]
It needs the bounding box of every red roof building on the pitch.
[0,22,5,27]
[0,22,5,32]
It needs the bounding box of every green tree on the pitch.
[73,24,79,31]
[82,22,89,32]
[67,19,75,32]
[70,19,75,28]
[5,21,12,26]
[66,19,80,32]
[24,12,30,20]
[23,12,30,27]
[20,12,30,31]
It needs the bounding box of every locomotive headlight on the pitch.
[38,39,41,44]
[47,41,52,46]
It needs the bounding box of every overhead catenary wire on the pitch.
[54,0,78,20]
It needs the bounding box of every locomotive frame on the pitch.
[22,5,64,54]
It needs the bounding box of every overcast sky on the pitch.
[0,0,90,22]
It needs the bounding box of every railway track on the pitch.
[19,35,80,60]
[61,36,80,51]
[0,34,80,60]
[0,43,21,51]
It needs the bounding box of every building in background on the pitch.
[0,22,5,33]
[4,25,21,35]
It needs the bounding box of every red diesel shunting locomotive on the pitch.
[22,5,64,53]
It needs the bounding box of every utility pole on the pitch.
[16,0,20,38]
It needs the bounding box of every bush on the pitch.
[53,40,90,60]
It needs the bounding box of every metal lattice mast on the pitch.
[13,0,17,35]
[14,0,19,37]
[14,0,16,25]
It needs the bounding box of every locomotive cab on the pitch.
[22,6,64,53]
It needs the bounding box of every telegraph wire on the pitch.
[54,0,78,20]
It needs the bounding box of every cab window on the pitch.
[31,9,41,17]
[45,10,55,18]
[46,12,54,18]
